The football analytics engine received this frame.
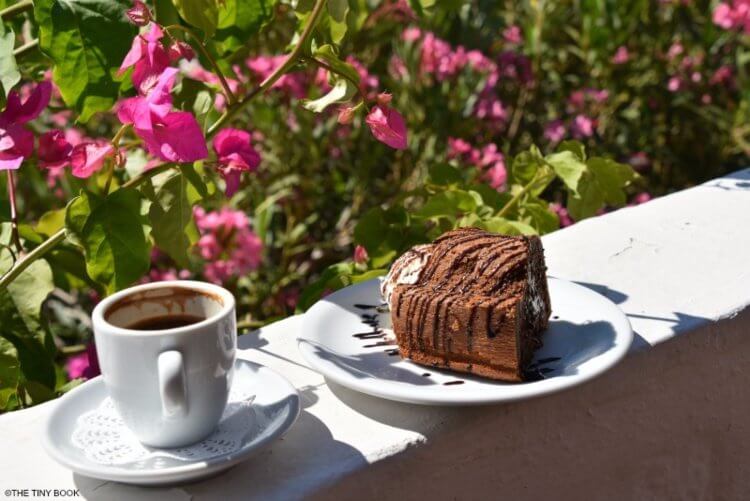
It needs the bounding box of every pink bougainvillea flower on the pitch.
[503,25,522,44]
[126,0,152,26]
[365,105,408,150]
[246,55,308,99]
[712,1,750,32]
[667,76,682,92]
[376,92,392,106]
[66,343,100,380]
[38,130,72,168]
[353,245,369,264]
[544,120,566,144]
[70,141,115,178]
[571,114,595,138]
[168,40,195,63]
[612,46,630,64]
[193,207,263,284]
[212,128,261,197]
[401,26,422,42]
[447,137,473,159]
[118,23,170,93]
[118,68,208,163]
[550,203,573,228]
[0,81,51,170]
[337,105,356,125]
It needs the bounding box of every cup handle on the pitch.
[157,350,188,419]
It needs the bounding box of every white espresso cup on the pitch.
[92,281,236,448]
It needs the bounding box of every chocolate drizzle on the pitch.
[386,227,552,382]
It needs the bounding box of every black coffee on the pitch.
[126,314,205,330]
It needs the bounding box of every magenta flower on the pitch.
[401,26,422,42]
[337,105,356,125]
[571,115,594,139]
[0,82,51,170]
[117,68,208,163]
[612,46,630,65]
[447,137,473,159]
[246,55,308,99]
[503,25,522,44]
[365,105,408,150]
[713,1,750,32]
[550,203,573,228]
[194,207,263,284]
[667,76,682,92]
[118,23,170,93]
[353,245,369,264]
[212,128,261,197]
[38,130,72,168]
[65,343,100,380]
[70,141,115,178]
[544,120,566,144]
[168,40,195,63]
[126,0,152,26]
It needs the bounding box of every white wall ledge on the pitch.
[2,169,750,500]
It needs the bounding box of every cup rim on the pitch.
[92,280,235,337]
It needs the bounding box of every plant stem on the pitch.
[0,0,329,292]
[302,55,369,108]
[164,24,237,106]
[207,0,328,136]
[6,170,22,254]
[0,0,32,20]
[497,172,540,218]
[104,124,131,195]
[0,230,64,289]
[13,38,38,58]
[61,344,87,355]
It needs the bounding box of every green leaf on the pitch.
[0,248,54,336]
[586,157,636,206]
[302,77,356,113]
[327,0,348,43]
[35,208,66,237]
[545,150,586,195]
[511,145,544,184]
[35,0,137,121]
[520,200,559,234]
[146,171,199,268]
[478,217,536,236]
[0,250,56,392]
[558,140,586,161]
[416,190,482,219]
[567,157,636,220]
[173,0,219,36]
[0,353,20,409]
[65,189,151,293]
[313,45,360,83]
[428,163,463,185]
[0,23,20,98]
[215,0,277,53]
[296,262,354,312]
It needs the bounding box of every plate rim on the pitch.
[297,277,634,406]
[40,358,301,485]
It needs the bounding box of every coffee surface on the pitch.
[126,314,205,331]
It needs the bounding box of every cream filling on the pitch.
[380,244,433,305]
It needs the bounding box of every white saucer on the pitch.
[298,277,633,406]
[41,359,300,486]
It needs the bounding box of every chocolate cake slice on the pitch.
[381,227,551,382]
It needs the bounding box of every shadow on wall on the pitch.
[573,280,709,351]
[704,168,750,190]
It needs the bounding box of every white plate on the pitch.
[298,278,633,405]
[41,359,300,486]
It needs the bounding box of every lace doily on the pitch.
[71,384,256,468]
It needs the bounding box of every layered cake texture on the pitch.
[381,227,551,382]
